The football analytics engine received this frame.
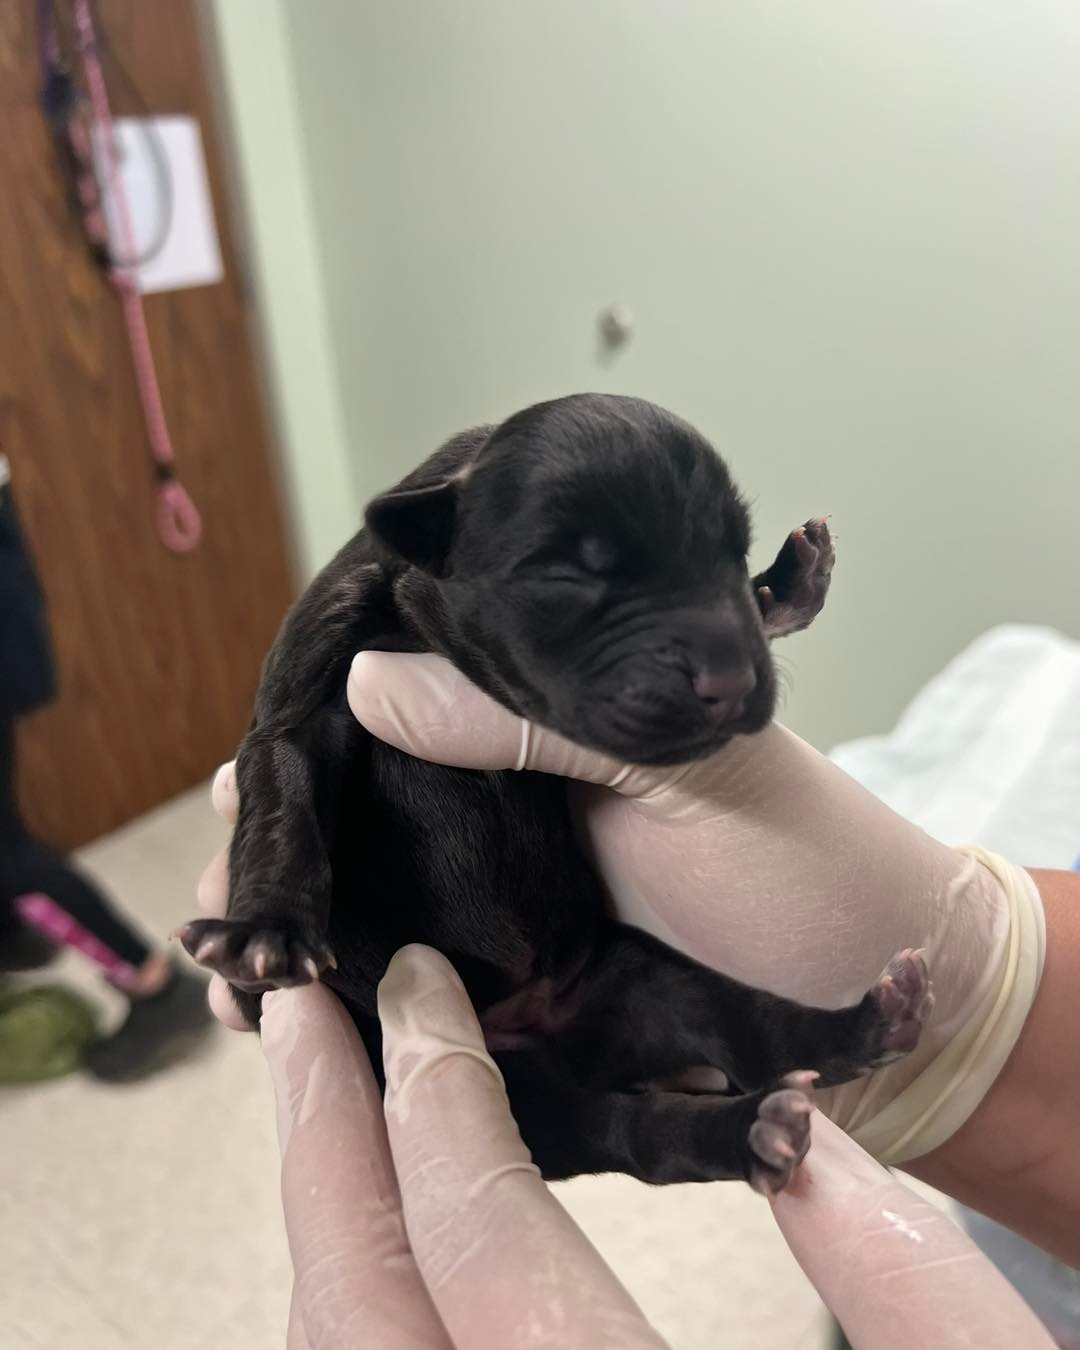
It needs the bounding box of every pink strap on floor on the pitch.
[14,892,137,988]
[73,0,202,554]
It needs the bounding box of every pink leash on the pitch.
[72,0,201,554]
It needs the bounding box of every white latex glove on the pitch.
[341,653,1043,1164]
[265,944,1053,1350]
[195,761,248,1032]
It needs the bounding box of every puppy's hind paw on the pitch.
[748,1071,816,1195]
[178,917,336,994]
[870,947,934,1062]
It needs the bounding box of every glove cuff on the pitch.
[831,848,1046,1164]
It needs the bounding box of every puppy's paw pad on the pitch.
[748,1074,815,1194]
[872,948,934,1060]
[178,918,335,993]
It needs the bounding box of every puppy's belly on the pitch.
[327,743,605,1015]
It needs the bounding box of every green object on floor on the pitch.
[0,981,99,1082]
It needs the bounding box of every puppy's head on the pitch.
[366,393,775,764]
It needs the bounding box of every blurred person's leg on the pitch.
[0,714,150,968]
[0,715,211,1079]
[0,713,60,971]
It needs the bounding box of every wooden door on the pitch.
[0,0,295,849]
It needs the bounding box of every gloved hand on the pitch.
[268,943,1054,1350]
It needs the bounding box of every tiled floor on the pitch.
[3,784,830,1349]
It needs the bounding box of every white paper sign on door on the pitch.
[94,114,224,295]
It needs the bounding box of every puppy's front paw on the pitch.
[178,917,336,993]
[755,517,835,639]
[748,1070,816,1194]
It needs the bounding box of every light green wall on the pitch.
[201,0,359,579]
[214,1,1080,748]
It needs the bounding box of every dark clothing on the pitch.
[0,476,151,969]
[0,476,56,717]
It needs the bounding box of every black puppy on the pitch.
[182,393,929,1192]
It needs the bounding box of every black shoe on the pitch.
[84,963,214,1081]
[0,918,61,973]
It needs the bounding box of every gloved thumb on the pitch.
[377,945,669,1348]
[348,651,664,793]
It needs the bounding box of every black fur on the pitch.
[183,393,924,1192]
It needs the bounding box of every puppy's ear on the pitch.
[364,480,458,574]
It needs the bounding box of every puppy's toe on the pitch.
[748,1073,815,1194]
[178,918,335,994]
[871,948,934,1062]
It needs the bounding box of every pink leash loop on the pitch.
[73,0,202,553]
[156,477,202,554]
[112,272,203,553]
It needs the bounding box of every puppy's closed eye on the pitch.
[578,535,618,574]
[516,534,617,585]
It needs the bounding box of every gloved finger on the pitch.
[261,983,451,1350]
[211,761,239,823]
[769,1113,1055,1349]
[348,651,667,795]
[287,1287,313,1350]
[378,945,669,1350]
[207,972,251,1032]
[198,762,252,1029]
[197,849,253,1032]
[196,841,229,916]
[197,762,233,945]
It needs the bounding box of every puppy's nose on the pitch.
[691,666,757,719]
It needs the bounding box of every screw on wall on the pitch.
[597,304,634,362]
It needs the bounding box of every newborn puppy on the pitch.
[182,393,929,1192]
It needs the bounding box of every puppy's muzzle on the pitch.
[614,657,757,727]
[691,665,757,722]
